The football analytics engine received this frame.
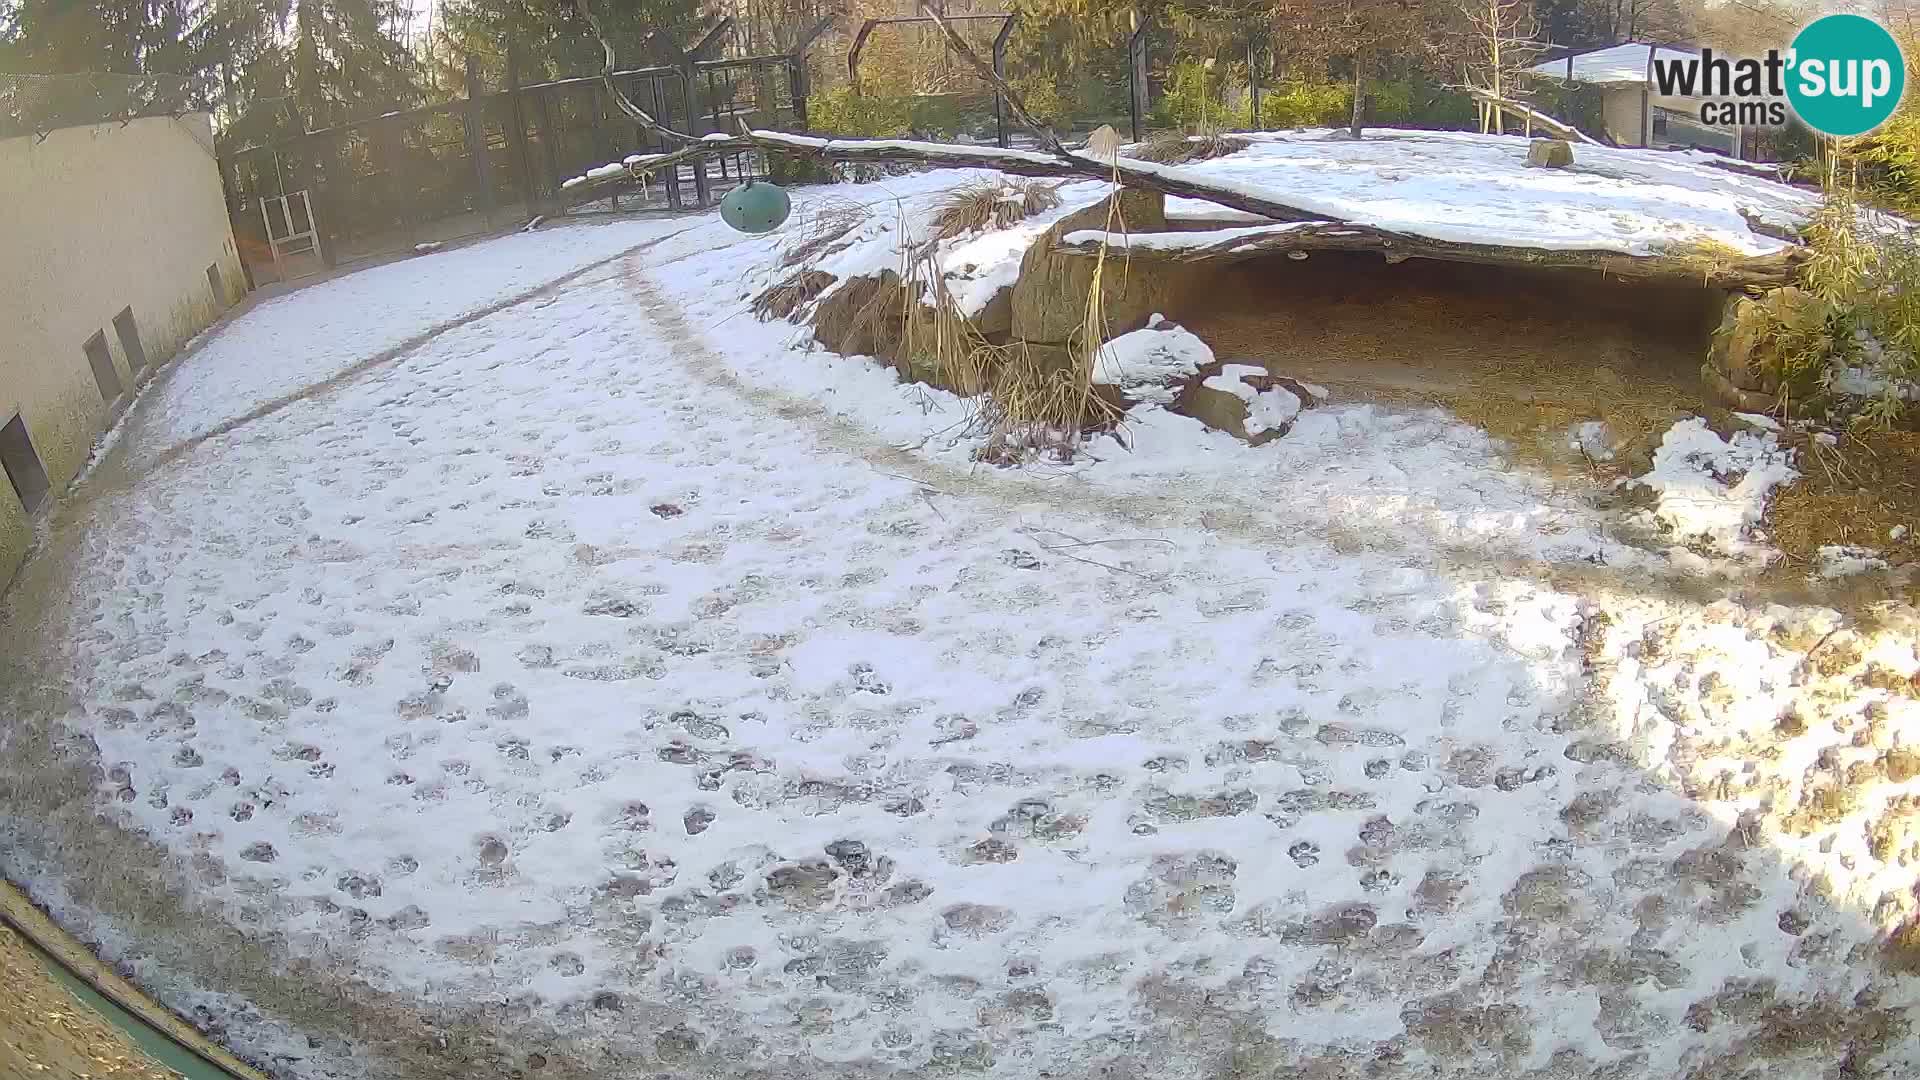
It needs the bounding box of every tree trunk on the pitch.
[1349,55,1365,139]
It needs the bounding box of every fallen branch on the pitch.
[1456,87,1605,146]
[558,129,1329,222]
[560,0,1801,289]
[1051,221,1807,289]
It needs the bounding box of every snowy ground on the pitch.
[1,158,1916,1080]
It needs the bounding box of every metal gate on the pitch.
[259,190,322,282]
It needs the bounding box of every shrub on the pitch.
[1243,80,1351,129]
[1747,189,1920,423]
[808,85,914,138]
[1153,57,1233,131]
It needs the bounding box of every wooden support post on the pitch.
[1128,14,1150,142]
[992,16,1015,149]
[1247,32,1262,126]
[538,89,561,199]
[682,68,708,205]
[464,53,496,224]
[505,35,538,218]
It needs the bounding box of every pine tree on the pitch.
[3,0,195,76]
[201,0,420,144]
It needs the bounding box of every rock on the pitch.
[1703,366,1780,413]
[766,859,839,910]
[972,285,1014,339]
[812,271,909,359]
[1712,286,1822,393]
[1172,360,1322,444]
[1526,139,1574,168]
[1091,315,1214,403]
[1010,189,1175,344]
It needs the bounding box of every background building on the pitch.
[1530,43,1744,155]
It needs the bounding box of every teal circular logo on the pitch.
[1787,14,1905,137]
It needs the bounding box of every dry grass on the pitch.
[1767,428,1920,557]
[780,198,875,268]
[1430,360,1705,479]
[927,180,1062,242]
[1129,131,1252,165]
[1646,236,1759,282]
[750,270,836,322]
[880,199,1121,462]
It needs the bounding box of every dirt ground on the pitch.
[1163,252,1720,472]
[1162,251,1920,597]
[0,923,179,1080]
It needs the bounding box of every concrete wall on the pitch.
[1602,88,1647,146]
[0,112,242,588]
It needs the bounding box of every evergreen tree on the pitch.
[431,0,703,93]
[3,0,194,75]
[201,0,419,144]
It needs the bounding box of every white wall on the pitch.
[0,112,243,588]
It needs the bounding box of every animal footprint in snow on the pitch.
[850,663,890,695]
[1000,549,1042,570]
[1288,841,1321,868]
[650,503,684,519]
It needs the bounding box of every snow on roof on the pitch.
[1156,128,1814,256]
[728,126,1817,327]
[1530,43,1700,86]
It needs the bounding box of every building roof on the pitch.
[1529,43,1700,86]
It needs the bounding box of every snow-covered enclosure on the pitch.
[2,149,1914,1080]
[1144,129,1813,255]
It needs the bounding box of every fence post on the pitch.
[788,14,836,132]
[788,56,809,131]
[1247,31,1262,126]
[681,68,708,205]
[992,16,1016,149]
[643,75,679,210]
[464,53,496,224]
[505,35,538,218]
[1128,15,1151,142]
[538,89,561,198]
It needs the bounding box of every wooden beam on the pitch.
[1050,222,1805,289]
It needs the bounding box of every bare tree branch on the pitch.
[911,2,1070,162]
[1455,86,1602,145]
[574,0,698,146]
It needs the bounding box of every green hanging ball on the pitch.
[720,180,791,234]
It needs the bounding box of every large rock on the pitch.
[972,286,1014,339]
[1091,315,1214,404]
[1173,361,1324,444]
[1011,189,1174,344]
[1711,286,1823,393]
[1526,139,1574,168]
[812,272,908,359]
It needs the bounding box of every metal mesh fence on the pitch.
[0,71,197,139]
